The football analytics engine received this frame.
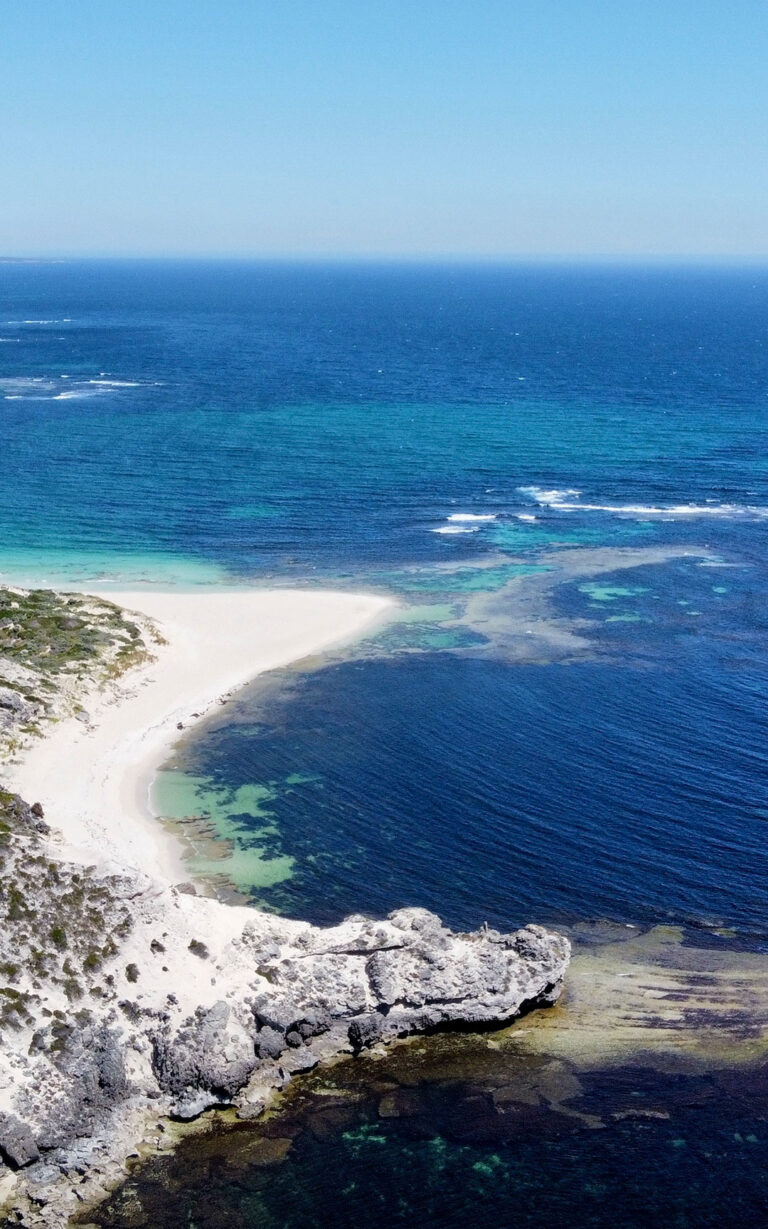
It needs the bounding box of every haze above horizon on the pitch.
[2,1,766,259]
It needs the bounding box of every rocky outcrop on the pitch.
[148,909,568,1122]
[0,790,569,1225]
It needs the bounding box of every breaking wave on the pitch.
[518,486,768,519]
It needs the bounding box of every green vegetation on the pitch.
[0,986,36,1029]
[0,791,135,1031]
[0,587,145,675]
[0,586,167,1051]
[0,584,161,757]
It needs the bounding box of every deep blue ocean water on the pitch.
[3,261,768,928]
[2,261,768,579]
[3,261,768,1225]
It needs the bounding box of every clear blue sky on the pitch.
[2,0,767,258]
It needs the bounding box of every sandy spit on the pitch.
[5,588,393,882]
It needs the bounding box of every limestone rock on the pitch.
[0,1113,40,1168]
[0,789,570,1226]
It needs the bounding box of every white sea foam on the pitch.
[0,377,57,396]
[431,525,478,534]
[516,514,537,522]
[518,485,768,519]
[556,501,768,518]
[0,377,49,386]
[88,379,141,387]
[518,486,582,506]
[446,513,497,523]
[53,388,112,400]
[1,372,143,402]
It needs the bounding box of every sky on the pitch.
[1,0,767,258]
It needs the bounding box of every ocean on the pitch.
[3,260,768,1225]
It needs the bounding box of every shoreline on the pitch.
[4,580,768,1224]
[5,587,394,883]
[0,576,570,1227]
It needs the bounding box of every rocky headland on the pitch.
[0,790,569,1226]
[0,587,570,1226]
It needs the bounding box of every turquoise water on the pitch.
[87,1050,768,1229]
[3,261,768,1225]
[2,262,768,581]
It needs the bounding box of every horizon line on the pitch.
[2,253,768,267]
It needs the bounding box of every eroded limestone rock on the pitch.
[0,790,569,1226]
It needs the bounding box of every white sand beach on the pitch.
[6,588,393,882]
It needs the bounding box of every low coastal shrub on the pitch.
[0,790,135,1036]
[0,584,160,758]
